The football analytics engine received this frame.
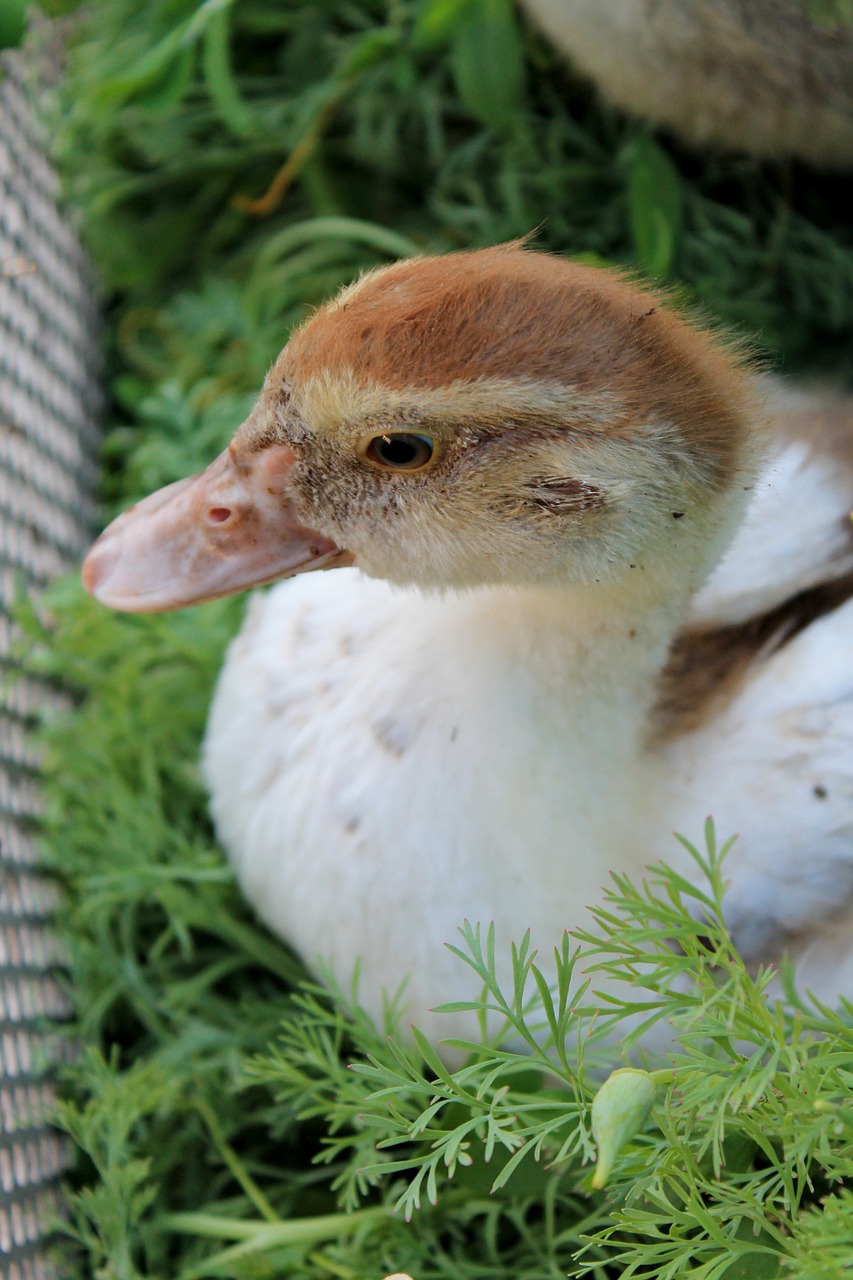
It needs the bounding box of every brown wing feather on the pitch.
[654,567,853,743]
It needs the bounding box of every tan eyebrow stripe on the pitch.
[290,370,622,439]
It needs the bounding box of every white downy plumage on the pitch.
[83,247,853,1040]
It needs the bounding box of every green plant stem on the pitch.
[194,1096,280,1223]
[164,1204,390,1244]
[168,1211,395,1280]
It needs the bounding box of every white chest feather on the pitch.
[204,571,677,1032]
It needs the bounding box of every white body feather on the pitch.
[205,571,666,1035]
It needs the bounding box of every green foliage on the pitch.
[626,137,683,278]
[242,827,853,1280]
[47,0,853,384]
[447,0,526,131]
[0,0,26,48]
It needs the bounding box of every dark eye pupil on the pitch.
[368,433,433,469]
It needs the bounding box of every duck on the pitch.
[519,0,853,168]
[82,244,853,1042]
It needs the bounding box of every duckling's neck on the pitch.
[384,569,694,922]
[476,490,750,758]
[454,569,691,754]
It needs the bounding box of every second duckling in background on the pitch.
[520,0,853,168]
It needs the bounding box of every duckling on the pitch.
[519,0,853,167]
[83,246,853,1039]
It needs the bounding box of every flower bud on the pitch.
[591,1067,656,1189]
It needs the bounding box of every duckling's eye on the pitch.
[365,433,435,472]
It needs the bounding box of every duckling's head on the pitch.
[83,245,760,610]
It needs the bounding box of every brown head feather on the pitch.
[280,245,755,492]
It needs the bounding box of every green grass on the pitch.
[17,0,853,1274]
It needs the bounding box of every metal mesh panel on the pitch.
[0,36,101,1280]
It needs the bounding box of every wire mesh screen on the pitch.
[0,37,101,1280]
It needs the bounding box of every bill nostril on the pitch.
[207,506,232,524]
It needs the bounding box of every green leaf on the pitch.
[0,0,25,48]
[718,1247,784,1278]
[450,0,525,130]
[94,0,236,106]
[337,28,399,80]
[136,45,196,115]
[201,6,254,137]
[413,0,477,49]
[626,136,683,277]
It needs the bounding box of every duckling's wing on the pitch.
[665,591,853,1008]
[662,384,853,1003]
[658,384,853,739]
[690,382,853,628]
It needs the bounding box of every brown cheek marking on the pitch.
[523,476,606,515]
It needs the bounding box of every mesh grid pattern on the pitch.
[1,39,101,1280]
